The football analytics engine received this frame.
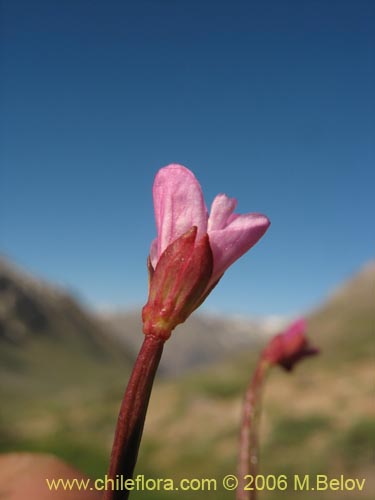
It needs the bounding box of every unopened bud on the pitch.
[142,227,213,339]
[263,319,319,371]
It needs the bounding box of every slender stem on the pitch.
[104,334,165,500]
[236,359,269,500]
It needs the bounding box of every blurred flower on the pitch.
[263,318,319,371]
[237,319,319,499]
[143,164,270,338]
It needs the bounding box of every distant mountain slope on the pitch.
[308,261,375,362]
[0,257,373,498]
[100,310,284,376]
[134,261,375,500]
[90,261,375,375]
[0,257,133,397]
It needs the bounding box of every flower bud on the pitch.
[142,227,213,340]
[263,319,319,371]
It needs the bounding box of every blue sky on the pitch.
[1,0,374,316]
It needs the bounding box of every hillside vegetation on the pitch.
[0,258,373,498]
[134,262,374,499]
[0,258,133,476]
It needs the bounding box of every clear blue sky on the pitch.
[1,0,374,316]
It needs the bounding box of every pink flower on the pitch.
[142,164,270,339]
[150,164,270,287]
[263,318,319,371]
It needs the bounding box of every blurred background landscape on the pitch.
[1,1,374,498]
[0,256,373,499]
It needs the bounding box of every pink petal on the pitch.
[262,317,318,371]
[152,164,208,262]
[208,213,270,284]
[284,318,307,340]
[207,194,237,231]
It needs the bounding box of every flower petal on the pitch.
[152,164,208,262]
[283,318,307,341]
[207,194,237,231]
[208,213,270,283]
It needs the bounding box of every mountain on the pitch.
[0,258,129,356]
[0,256,138,476]
[132,261,374,499]
[0,256,133,423]
[99,309,286,376]
[0,256,134,359]
[1,257,373,499]
[308,261,375,362]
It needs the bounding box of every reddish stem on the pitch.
[236,359,269,500]
[104,334,165,500]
